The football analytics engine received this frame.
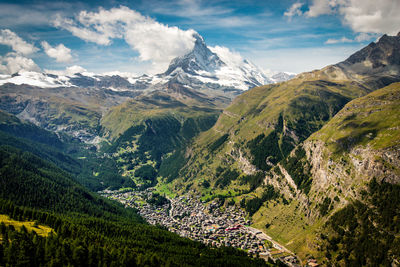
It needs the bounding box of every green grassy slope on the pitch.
[310,81,400,151]
[101,91,221,140]
[162,33,400,198]
[304,81,400,208]
[164,72,372,197]
[100,91,221,188]
[257,82,400,262]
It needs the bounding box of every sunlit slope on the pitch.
[309,81,400,152]
[164,33,400,197]
[170,72,372,195]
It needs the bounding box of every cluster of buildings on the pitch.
[99,188,301,266]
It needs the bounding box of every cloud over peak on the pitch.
[0,53,40,74]
[53,6,197,73]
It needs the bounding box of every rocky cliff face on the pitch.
[304,82,400,203]
[341,33,400,71]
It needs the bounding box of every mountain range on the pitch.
[0,33,285,143]
[1,33,275,93]
[0,31,399,266]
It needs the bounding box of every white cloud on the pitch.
[45,65,89,76]
[355,32,377,42]
[41,41,72,63]
[284,3,304,19]
[339,0,400,35]
[53,14,112,45]
[209,46,243,66]
[0,30,40,74]
[288,0,400,35]
[124,23,196,69]
[53,6,197,73]
[305,0,337,17]
[325,36,354,44]
[0,29,38,55]
[285,0,339,18]
[0,53,40,74]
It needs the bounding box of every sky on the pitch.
[0,0,399,76]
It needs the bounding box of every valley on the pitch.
[0,10,399,265]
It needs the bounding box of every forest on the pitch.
[0,199,270,266]
[321,179,400,266]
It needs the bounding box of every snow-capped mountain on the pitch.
[165,33,225,76]
[0,72,73,88]
[269,72,296,83]
[0,33,274,97]
[162,33,272,91]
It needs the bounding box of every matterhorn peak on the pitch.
[192,32,205,45]
[161,32,273,92]
[164,33,224,76]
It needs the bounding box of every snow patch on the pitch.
[0,71,73,88]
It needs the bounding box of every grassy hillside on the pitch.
[161,34,400,200]
[306,81,400,210]
[0,214,54,237]
[162,71,373,198]
[101,91,220,140]
[254,82,400,261]
[303,82,400,205]
[100,91,220,188]
[310,81,400,152]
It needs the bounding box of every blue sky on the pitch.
[0,0,399,75]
